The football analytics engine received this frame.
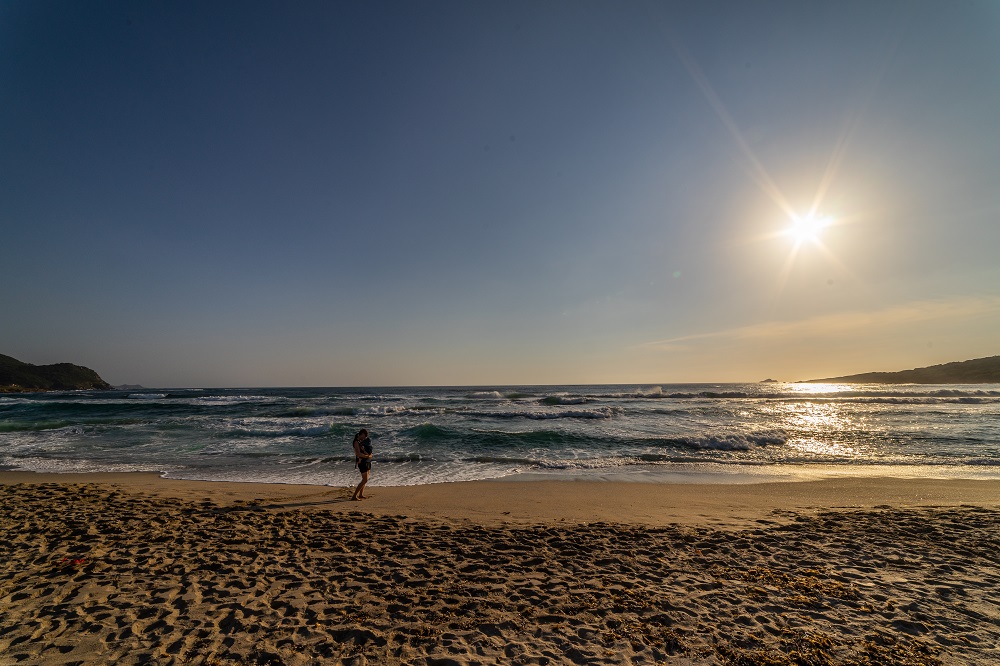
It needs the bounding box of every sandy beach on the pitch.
[2,473,999,665]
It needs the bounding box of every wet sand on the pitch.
[1,472,999,664]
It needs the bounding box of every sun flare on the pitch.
[787,214,833,245]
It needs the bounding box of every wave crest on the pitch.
[670,430,788,451]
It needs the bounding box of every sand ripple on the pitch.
[1,483,999,664]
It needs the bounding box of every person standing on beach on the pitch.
[351,429,372,500]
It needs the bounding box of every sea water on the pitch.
[2,383,999,487]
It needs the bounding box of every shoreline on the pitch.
[3,470,999,528]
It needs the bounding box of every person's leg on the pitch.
[352,470,367,500]
[352,470,369,499]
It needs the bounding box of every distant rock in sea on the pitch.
[758,378,779,383]
[114,384,145,390]
[0,354,112,392]
[804,355,1000,384]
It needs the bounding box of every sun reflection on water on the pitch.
[789,383,854,395]
[783,401,864,458]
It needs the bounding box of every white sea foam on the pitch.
[44,425,88,437]
[0,455,167,475]
[536,408,615,420]
[539,395,590,405]
[477,407,618,420]
[5,383,999,487]
[194,395,275,405]
[356,405,418,416]
[0,397,36,405]
[677,431,788,451]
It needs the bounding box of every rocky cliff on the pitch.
[0,354,112,392]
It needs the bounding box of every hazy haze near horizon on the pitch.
[3,1,999,387]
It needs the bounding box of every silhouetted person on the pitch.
[351,429,372,500]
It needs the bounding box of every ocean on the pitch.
[2,383,999,487]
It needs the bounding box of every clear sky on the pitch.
[3,1,999,387]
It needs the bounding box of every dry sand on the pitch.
[1,472,999,665]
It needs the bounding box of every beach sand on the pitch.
[1,473,999,664]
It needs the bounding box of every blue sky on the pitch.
[3,1,999,387]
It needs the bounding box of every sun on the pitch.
[786,213,833,245]
[771,209,853,288]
